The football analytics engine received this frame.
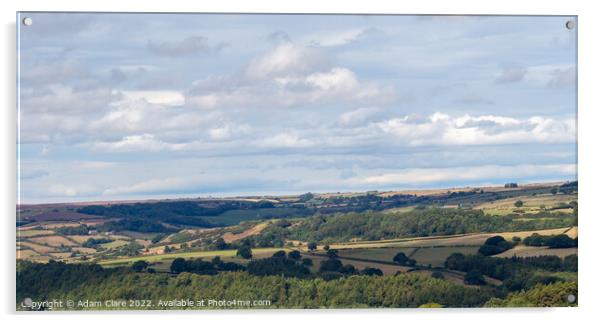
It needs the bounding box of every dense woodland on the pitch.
[17,260,496,309]
[285,208,575,243]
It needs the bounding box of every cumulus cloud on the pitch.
[245,43,330,80]
[377,113,575,147]
[307,27,385,47]
[186,44,395,109]
[18,14,577,202]
[20,84,120,114]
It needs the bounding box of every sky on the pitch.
[18,13,577,203]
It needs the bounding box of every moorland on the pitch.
[16,181,578,309]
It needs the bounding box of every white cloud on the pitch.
[75,161,117,169]
[254,133,314,149]
[48,184,98,197]
[20,84,119,113]
[89,99,211,137]
[377,113,575,146]
[121,90,184,106]
[339,107,383,126]
[359,163,576,186]
[245,43,330,80]
[103,176,202,196]
[92,134,188,152]
[186,43,394,110]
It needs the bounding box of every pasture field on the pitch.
[328,227,575,250]
[475,193,577,216]
[301,253,411,275]
[337,246,479,268]
[222,222,268,243]
[201,207,308,226]
[98,247,290,266]
[18,249,40,259]
[16,229,54,238]
[69,235,108,244]
[337,247,417,262]
[18,241,56,253]
[411,247,480,267]
[29,235,77,247]
[494,246,577,259]
[72,247,97,254]
[99,240,130,249]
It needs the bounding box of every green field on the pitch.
[201,208,308,226]
[98,247,290,266]
[475,193,577,216]
[411,247,480,267]
[337,246,480,267]
[17,229,54,238]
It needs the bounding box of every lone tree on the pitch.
[237,246,253,259]
[272,250,287,258]
[131,260,149,272]
[464,269,486,285]
[319,258,343,272]
[361,267,383,276]
[288,250,302,261]
[514,200,524,208]
[170,257,187,274]
[478,235,513,256]
[326,249,339,259]
[393,251,416,266]
[307,242,318,252]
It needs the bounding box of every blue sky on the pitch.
[18,13,577,203]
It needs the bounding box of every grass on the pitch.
[98,247,290,266]
[337,247,417,263]
[475,193,577,216]
[28,235,78,247]
[100,240,130,249]
[223,223,268,243]
[327,226,575,250]
[337,246,480,268]
[201,208,307,226]
[494,246,577,259]
[300,253,410,275]
[16,229,54,238]
[411,247,480,267]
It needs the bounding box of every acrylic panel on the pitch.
[16,12,577,310]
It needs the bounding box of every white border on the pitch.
[2,1,601,322]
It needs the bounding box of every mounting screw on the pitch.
[565,20,575,30]
[22,17,33,26]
